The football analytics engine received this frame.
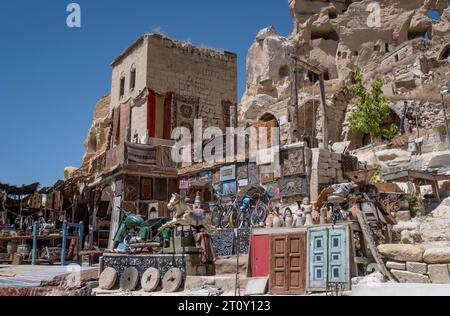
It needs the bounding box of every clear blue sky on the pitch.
[0,0,292,187]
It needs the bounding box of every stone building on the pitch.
[78,34,238,248]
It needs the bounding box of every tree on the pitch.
[349,68,398,143]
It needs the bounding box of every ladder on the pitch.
[355,204,395,281]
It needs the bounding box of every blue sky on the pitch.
[0,0,292,187]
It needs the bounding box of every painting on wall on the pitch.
[278,177,309,197]
[237,164,248,180]
[248,163,259,185]
[178,178,189,190]
[213,169,221,184]
[281,148,305,177]
[199,171,212,182]
[140,178,153,201]
[260,165,274,184]
[264,181,280,200]
[238,179,249,188]
[222,181,237,196]
[220,165,236,182]
[213,182,222,194]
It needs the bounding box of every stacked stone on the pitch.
[316,149,344,185]
[379,244,450,284]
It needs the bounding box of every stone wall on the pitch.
[379,244,450,284]
[146,35,237,132]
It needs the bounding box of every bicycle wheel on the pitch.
[251,202,268,227]
[211,206,222,228]
[237,208,251,229]
[220,204,237,229]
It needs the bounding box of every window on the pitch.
[332,254,340,261]
[332,237,340,248]
[395,55,399,62]
[385,43,390,53]
[315,238,323,249]
[130,68,136,90]
[315,255,323,263]
[332,267,340,279]
[120,77,125,98]
[315,268,323,280]
[279,65,290,78]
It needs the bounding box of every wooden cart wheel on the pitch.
[162,268,183,293]
[141,268,161,292]
[99,267,118,290]
[120,267,139,291]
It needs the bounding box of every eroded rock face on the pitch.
[378,244,425,262]
[241,0,450,150]
[81,94,111,170]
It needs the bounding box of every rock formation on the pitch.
[81,94,111,171]
[240,0,450,151]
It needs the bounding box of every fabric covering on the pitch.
[194,232,216,264]
[119,101,131,144]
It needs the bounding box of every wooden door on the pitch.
[308,229,328,291]
[287,234,306,294]
[251,235,270,277]
[270,235,288,293]
[328,227,348,285]
[270,233,306,294]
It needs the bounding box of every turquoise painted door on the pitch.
[328,228,348,285]
[309,230,328,290]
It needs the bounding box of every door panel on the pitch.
[309,229,328,290]
[287,234,306,293]
[328,228,348,284]
[270,236,287,293]
[251,235,270,277]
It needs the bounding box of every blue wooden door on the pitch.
[308,229,328,290]
[328,227,348,285]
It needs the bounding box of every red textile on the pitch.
[112,106,121,146]
[164,92,173,140]
[147,88,156,138]
[119,101,131,144]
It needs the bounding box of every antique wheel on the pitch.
[120,267,139,291]
[237,208,251,229]
[162,268,183,293]
[251,202,268,227]
[141,268,161,292]
[99,267,118,290]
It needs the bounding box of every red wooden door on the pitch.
[251,235,270,277]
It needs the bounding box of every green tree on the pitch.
[349,68,398,143]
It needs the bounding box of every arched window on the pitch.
[130,65,136,91]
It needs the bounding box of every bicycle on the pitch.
[236,193,269,229]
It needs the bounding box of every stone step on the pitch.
[184,275,250,295]
[214,256,249,276]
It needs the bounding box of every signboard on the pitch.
[220,165,236,182]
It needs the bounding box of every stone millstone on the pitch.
[162,268,183,293]
[99,267,118,290]
[120,267,139,292]
[141,268,161,292]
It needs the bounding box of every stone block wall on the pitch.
[380,244,450,284]
[310,149,345,202]
[146,35,237,132]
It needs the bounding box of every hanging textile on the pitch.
[119,101,131,144]
[194,232,217,264]
[147,88,156,138]
[155,94,166,139]
[164,92,173,140]
[112,106,121,146]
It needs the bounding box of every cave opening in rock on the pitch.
[439,44,450,60]
[311,30,340,41]
[408,30,431,40]
[279,65,290,78]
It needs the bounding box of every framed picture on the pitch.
[213,169,221,184]
[281,148,305,177]
[178,178,189,190]
[140,177,153,200]
[238,179,249,187]
[248,163,259,184]
[222,181,237,196]
[260,164,274,184]
[237,164,248,180]
[220,165,236,182]
[278,177,308,197]
[199,171,212,182]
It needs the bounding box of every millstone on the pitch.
[141,268,161,292]
[99,267,118,290]
[162,268,183,293]
[120,267,139,291]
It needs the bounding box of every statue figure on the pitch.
[301,197,314,227]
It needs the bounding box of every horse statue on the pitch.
[159,193,213,232]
